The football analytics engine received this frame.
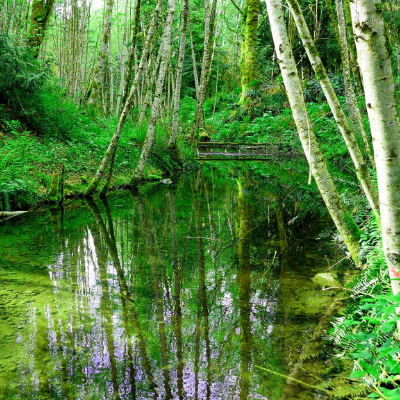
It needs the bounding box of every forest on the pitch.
[1,0,400,398]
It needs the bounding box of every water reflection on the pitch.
[0,165,339,399]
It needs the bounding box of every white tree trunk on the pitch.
[351,0,400,294]
[169,0,189,147]
[265,0,362,264]
[88,0,115,109]
[335,0,375,168]
[286,0,380,219]
[130,0,176,184]
[85,0,163,196]
[188,11,199,99]
[116,0,130,116]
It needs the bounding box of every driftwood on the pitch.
[0,211,28,221]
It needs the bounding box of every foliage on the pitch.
[0,35,47,99]
[327,217,400,399]
[304,73,345,103]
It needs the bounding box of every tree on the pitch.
[84,0,164,196]
[28,0,55,58]
[286,0,380,219]
[88,0,115,111]
[130,0,177,184]
[169,0,190,148]
[191,0,218,140]
[238,0,260,104]
[350,0,400,294]
[265,0,362,265]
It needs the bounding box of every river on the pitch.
[0,162,344,399]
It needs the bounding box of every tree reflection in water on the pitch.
[0,164,340,399]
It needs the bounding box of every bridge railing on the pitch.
[196,142,301,160]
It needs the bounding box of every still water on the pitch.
[0,164,342,399]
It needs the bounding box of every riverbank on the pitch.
[0,103,198,211]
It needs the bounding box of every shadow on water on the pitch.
[0,162,345,399]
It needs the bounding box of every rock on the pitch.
[312,273,340,288]
[160,179,172,184]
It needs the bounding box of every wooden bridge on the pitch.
[196,142,301,161]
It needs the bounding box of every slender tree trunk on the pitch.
[139,46,163,124]
[129,0,176,184]
[88,0,115,110]
[28,0,55,58]
[286,0,380,218]
[84,0,163,196]
[7,0,16,36]
[191,0,218,140]
[265,0,362,265]
[115,0,130,116]
[168,0,189,147]
[109,37,114,115]
[350,0,400,294]
[342,0,363,93]
[238,0,260,104]
[327,0,375,168]
[188,10,200,99]
[120,0,142,112]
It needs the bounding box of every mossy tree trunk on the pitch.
[84,0,163,196]
[28,0,55,58]
[168,0,189,148]
[351,0,400,294]
[286,0,380,219]
[265,0,362,265]
[129,0,176,185]
[191,0,218,140]
[238,0,260,104]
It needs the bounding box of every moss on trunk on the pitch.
[238,0,260,104]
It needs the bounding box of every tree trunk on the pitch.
[327,0,375,168]
[286,0,380,219]
[84,0,163,196]
[120,0,142,112]
[350,0,400,294]
[88,0,114,110]
[191,0,218,140]
[265,0,362,265]
[168,0,189,147]
[129,0,176,184]
[238,0,260,104]
[28,0,55,58]
[7,0,16,36]
[139,46,162,124]
[342,0,363,93]
[189,10,200,99]
[115,0,130,116]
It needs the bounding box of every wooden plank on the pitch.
[196,142,270,148]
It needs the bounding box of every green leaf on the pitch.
[380,322,395,333]
[349,370,366,379]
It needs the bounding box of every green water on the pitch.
[0,164,342,399]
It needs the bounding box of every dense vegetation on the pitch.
[2,0,400,397]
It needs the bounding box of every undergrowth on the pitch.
[327,218,400,399]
